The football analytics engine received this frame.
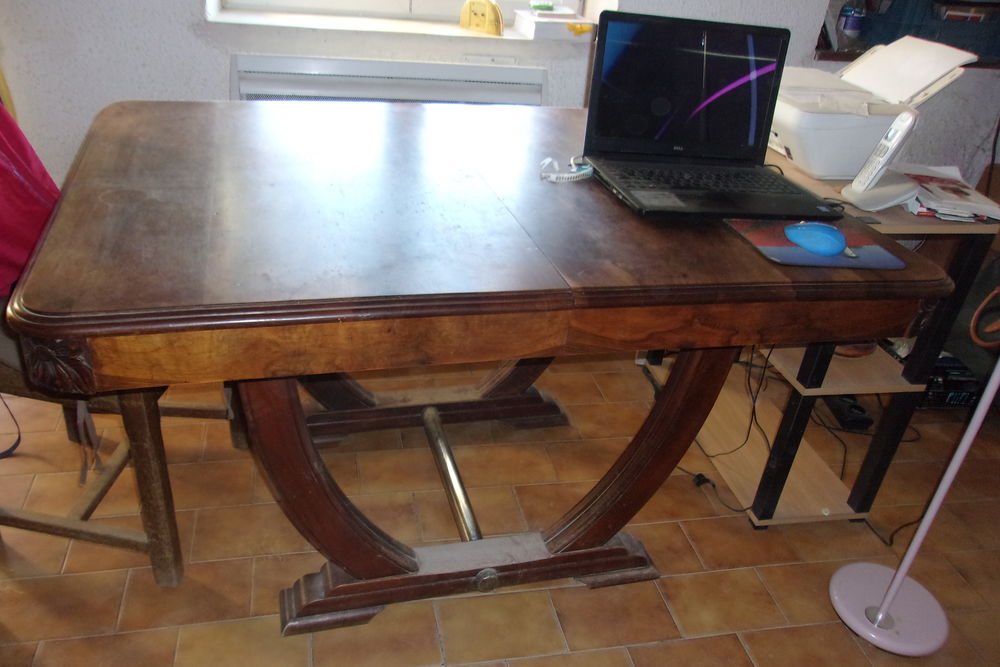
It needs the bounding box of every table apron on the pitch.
[26,299,926,393]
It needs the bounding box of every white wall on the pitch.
[1,0,997,184]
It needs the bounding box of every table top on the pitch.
[8,101,952,392]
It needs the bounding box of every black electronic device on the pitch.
[583,11,841,220]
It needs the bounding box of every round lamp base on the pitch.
[829,562,948,657]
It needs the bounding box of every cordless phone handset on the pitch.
[850,109,918,192]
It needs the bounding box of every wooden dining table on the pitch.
[6,100,951,634]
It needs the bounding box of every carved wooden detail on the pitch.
[20,335,96,396]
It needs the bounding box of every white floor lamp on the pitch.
[829,341,999,656]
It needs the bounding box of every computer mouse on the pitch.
[784,221,847,257]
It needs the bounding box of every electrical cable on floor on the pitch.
[865,517,921,547]
[696,346,773,459]
[0,393,22,459]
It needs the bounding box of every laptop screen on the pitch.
[584,12,789,165]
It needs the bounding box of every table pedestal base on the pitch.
[280,532,656,635]
[238,347,740,636]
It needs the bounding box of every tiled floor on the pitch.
[1,352,998,666]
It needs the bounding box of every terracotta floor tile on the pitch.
[159,420,209,463]
[510,648,632,666]
[23,468,139,518]
[593,371,655,403]
[551,580,679,650]
[550,356,634,373]
[945,499,1000,549]
[350,491,421,544]
[437,590,565,663]
[118,559,252,631]
[0,396,62,433]
[491,419,581,444]
[191,504,312,561]
[626,522,704,575]
[35,628,178,667]
[0,528,69,579]
[756,560,847,624]
[954,458,1000,500]
[534,372,605,405]
[312,601,441,667]
[318,450,360,495]
[0,473,32,507]
[546,439,629,482]
[908,551,989,610]
[415,485,526,541]
[202,420,247,460]
[854,620,988,666]
[453,443,557,487]
[175,616,308,667]
[0,570,127,642]
[515,481,593,531]
[869,461,952,507]
[944,549,1000,606]
[0,643,36,667]
[681,516,800,569]
[780,518,889,562]
[950,608,1000,666]
[563,402,649,440]
[63,510,197,574]
[0,430,93,475]
[742,623,870,667]
[357,447,442,494]
[867,503,982,557]
[168,460,256,510]
[251,551,326,616]
[658,569,785,635]
[629,634,753,667]
[630,476,718,523]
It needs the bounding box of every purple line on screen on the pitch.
[687,62,776,120]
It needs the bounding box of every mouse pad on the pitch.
[725,219,906,269]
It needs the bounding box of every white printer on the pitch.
[768,36,977,180]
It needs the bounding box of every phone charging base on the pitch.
[842,171,919,212]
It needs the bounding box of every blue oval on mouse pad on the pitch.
[784,222,846,256]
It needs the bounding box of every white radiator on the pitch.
[230,55,547,105]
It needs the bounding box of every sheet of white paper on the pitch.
[840,36,977,104]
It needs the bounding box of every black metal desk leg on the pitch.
[751,342,835,521]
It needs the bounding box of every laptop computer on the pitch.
[584,11,841,220]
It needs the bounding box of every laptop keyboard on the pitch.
[615,165,802,195]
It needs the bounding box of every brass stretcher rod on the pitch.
[421,406,482,541]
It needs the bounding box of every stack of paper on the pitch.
[895,164,1000,222]
[839,35,978,106]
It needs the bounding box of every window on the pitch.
[220,1,579,24]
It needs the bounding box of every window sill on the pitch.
[206,1,522,40]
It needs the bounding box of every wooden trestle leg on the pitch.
[300,358,566,444]
[238,347,740,635]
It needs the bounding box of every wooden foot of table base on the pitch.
[279,532,656,635]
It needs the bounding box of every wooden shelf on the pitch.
[696,365,865,526]
[766,345,925,396]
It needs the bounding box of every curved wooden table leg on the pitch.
[238,379,417,577]
[240,348,739,635]
[544,347,741,553]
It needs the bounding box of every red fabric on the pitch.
[1,104,59,297]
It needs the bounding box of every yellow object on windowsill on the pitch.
[460,0,503,36]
